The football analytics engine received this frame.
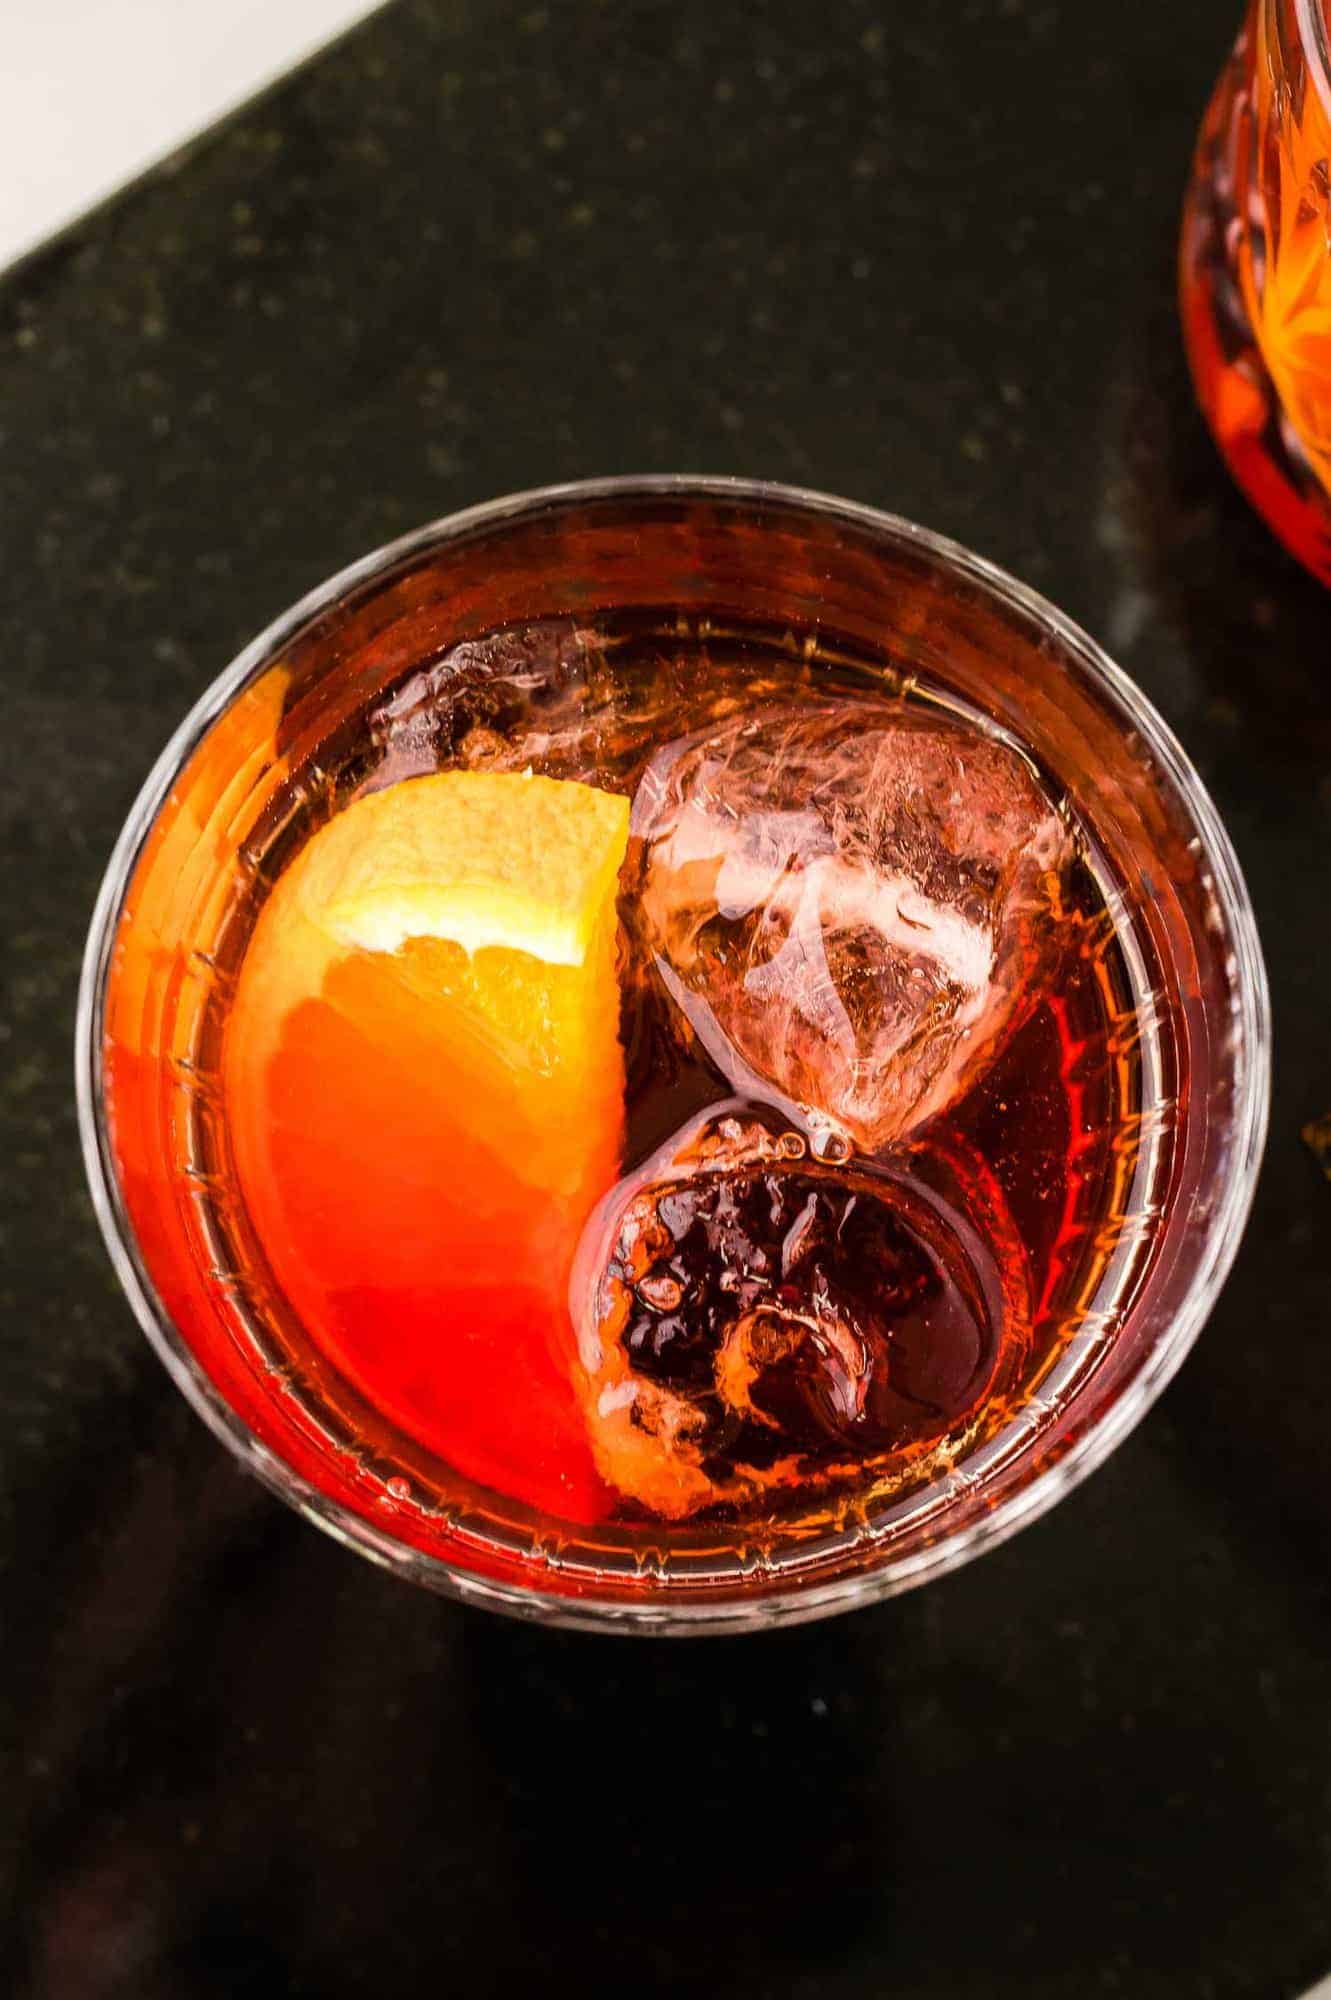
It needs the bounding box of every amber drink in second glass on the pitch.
[1181,0,1331,582]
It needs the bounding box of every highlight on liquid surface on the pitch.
[200,614,1161,1536]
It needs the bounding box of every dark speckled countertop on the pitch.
[3,2,1330,1995]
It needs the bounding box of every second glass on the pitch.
[1181,0,1331,583]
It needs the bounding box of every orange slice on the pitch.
[224,769,631,1521]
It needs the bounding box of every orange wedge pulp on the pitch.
[224,770,631,1522]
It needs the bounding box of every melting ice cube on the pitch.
[568,1106,1009,1518]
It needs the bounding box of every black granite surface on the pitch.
[3,1,1330,1994]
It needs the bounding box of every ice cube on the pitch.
[568,1106,1007,1518]
[628,702,1071,1153]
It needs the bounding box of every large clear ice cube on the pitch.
[629,702,1071,1153]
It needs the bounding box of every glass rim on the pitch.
[75,474,1272,1635]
